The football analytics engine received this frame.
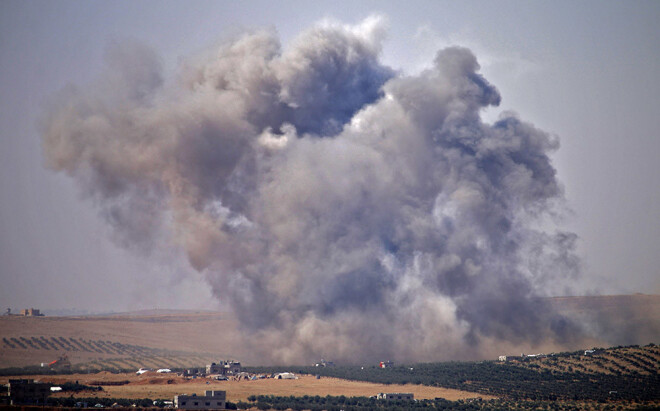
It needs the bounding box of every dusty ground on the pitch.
[0,372,495,402]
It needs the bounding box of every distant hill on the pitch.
[547,293,660,346]
[103,308,218,317]
[1,294,658,369]
[0,311,249,369]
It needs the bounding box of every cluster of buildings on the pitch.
[0,379,230,409]
[138,360,242,379]
[3,357,417,409]
[4,307,45,316]
[498,353,547,362]
[3,373,414,410]
[313,359,335,367]
[376,392,414,401]
[205,360,241,376]
[499,349,603,362]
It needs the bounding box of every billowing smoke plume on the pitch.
[41,17,582,363]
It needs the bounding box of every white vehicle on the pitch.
[136,368,152,375]
[156,368,172,373]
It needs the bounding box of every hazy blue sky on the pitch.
[1,0,658,313]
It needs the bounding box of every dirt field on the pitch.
[0,372,494,402]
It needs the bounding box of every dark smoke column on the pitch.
[41,16,581,364]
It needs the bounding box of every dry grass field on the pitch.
[0,372,494,402]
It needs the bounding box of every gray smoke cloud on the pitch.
[41,16,583,363]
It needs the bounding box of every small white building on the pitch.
[274,372,297,380]
[174,390,226,410]
[498,355,523,362]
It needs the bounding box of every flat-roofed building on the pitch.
[8,379,51,405]
[174,390,226,410]
[206,360,241,375]
[19,308,44,316]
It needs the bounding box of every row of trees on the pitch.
[238,394,470,411]
[44,397,240,409]
[237,395,657,411]
[249,358,659,402]
[1,335,160,356]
